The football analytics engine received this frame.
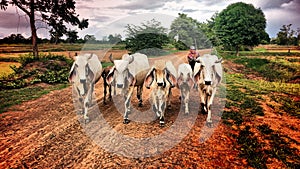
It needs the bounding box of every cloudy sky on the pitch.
[0,0,299,39]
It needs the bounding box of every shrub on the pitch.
[0,53,72,89]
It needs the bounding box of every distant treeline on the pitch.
[0,33,124,44]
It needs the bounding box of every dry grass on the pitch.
[0,62,21,76]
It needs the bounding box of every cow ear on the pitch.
[166,69,176,88]
[176,73,183,88]
[106,66,115,85]
[144,67,155,89]
[68,62,77,83]
[127,70,136,86]
[109,53,114,63]
[86,65,95,82]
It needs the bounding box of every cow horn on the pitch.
[109,53,114,63]
[128,55,134,64]
[215,58,223,63]
[195,57,202,63]
[88,53,93,60]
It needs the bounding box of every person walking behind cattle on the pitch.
[187,46,200,71]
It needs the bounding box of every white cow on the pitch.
[69,53,102,123]
[106,53,150,124]
[144,60,177,127]
[194,54,222,126]
[177,63,194,115]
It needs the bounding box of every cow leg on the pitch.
[184,91,190,114]
[167,88,172,110]
[103,83,107,105]
[159,99,166,127]
[108,84,112,101]
[83,96,90,123]
[206,87,217,127]
[77,96,84,114]
[123,86,134,124]
[137,86,143,107]
[152,93,159,118]
[199,87,206,114]
[88,83,94,106]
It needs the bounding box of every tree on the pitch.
[84,34,96,42]
[200,12,221,47]
[124,19,169,55]
[0,0,88,58]
[276,24,299,46]
[0,33,28,43]
[169,13,211,50]
[260,31,270,44]
[50,28,63,44]
[66,29,78,43]
[108,34,122,44]
[214,2,266,56]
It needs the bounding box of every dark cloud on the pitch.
[182,9,199,13]
[256,0,294,9]
[0,12,29,29]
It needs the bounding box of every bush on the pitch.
[0,53,72,89]
[173,40,188,50]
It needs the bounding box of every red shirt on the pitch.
[187,50,198,61]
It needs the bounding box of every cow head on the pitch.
[69,53,94,96]
[106,60,135,93]
[145,62,176,89]
[177,72,194,89]
[194,55,222,86]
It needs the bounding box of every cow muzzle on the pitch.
[117,84,124,88]
[157,82,164,87]
[205,81,211,85]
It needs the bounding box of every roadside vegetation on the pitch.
[221,50,300,168]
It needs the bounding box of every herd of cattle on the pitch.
[68,52,223,127]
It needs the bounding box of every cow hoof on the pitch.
[206,122,213,128]
[184,112,189,116]
[123,119,130,124]
[84,118,90,124]
[159,122,165,127]
[167,105,171,110]
[199,109,207,114]
[138,102,143,107]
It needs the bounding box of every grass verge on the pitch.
[0,84,68,114]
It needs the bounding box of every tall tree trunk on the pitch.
[235,45,239,56]
[30,0,38,58]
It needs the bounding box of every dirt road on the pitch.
[0,51,267,168]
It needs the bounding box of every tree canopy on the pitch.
[169,13,212,50]
[124,19,169,55]
[0,0,88,57]
[276,24,299,46]
[214,2,267,55]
